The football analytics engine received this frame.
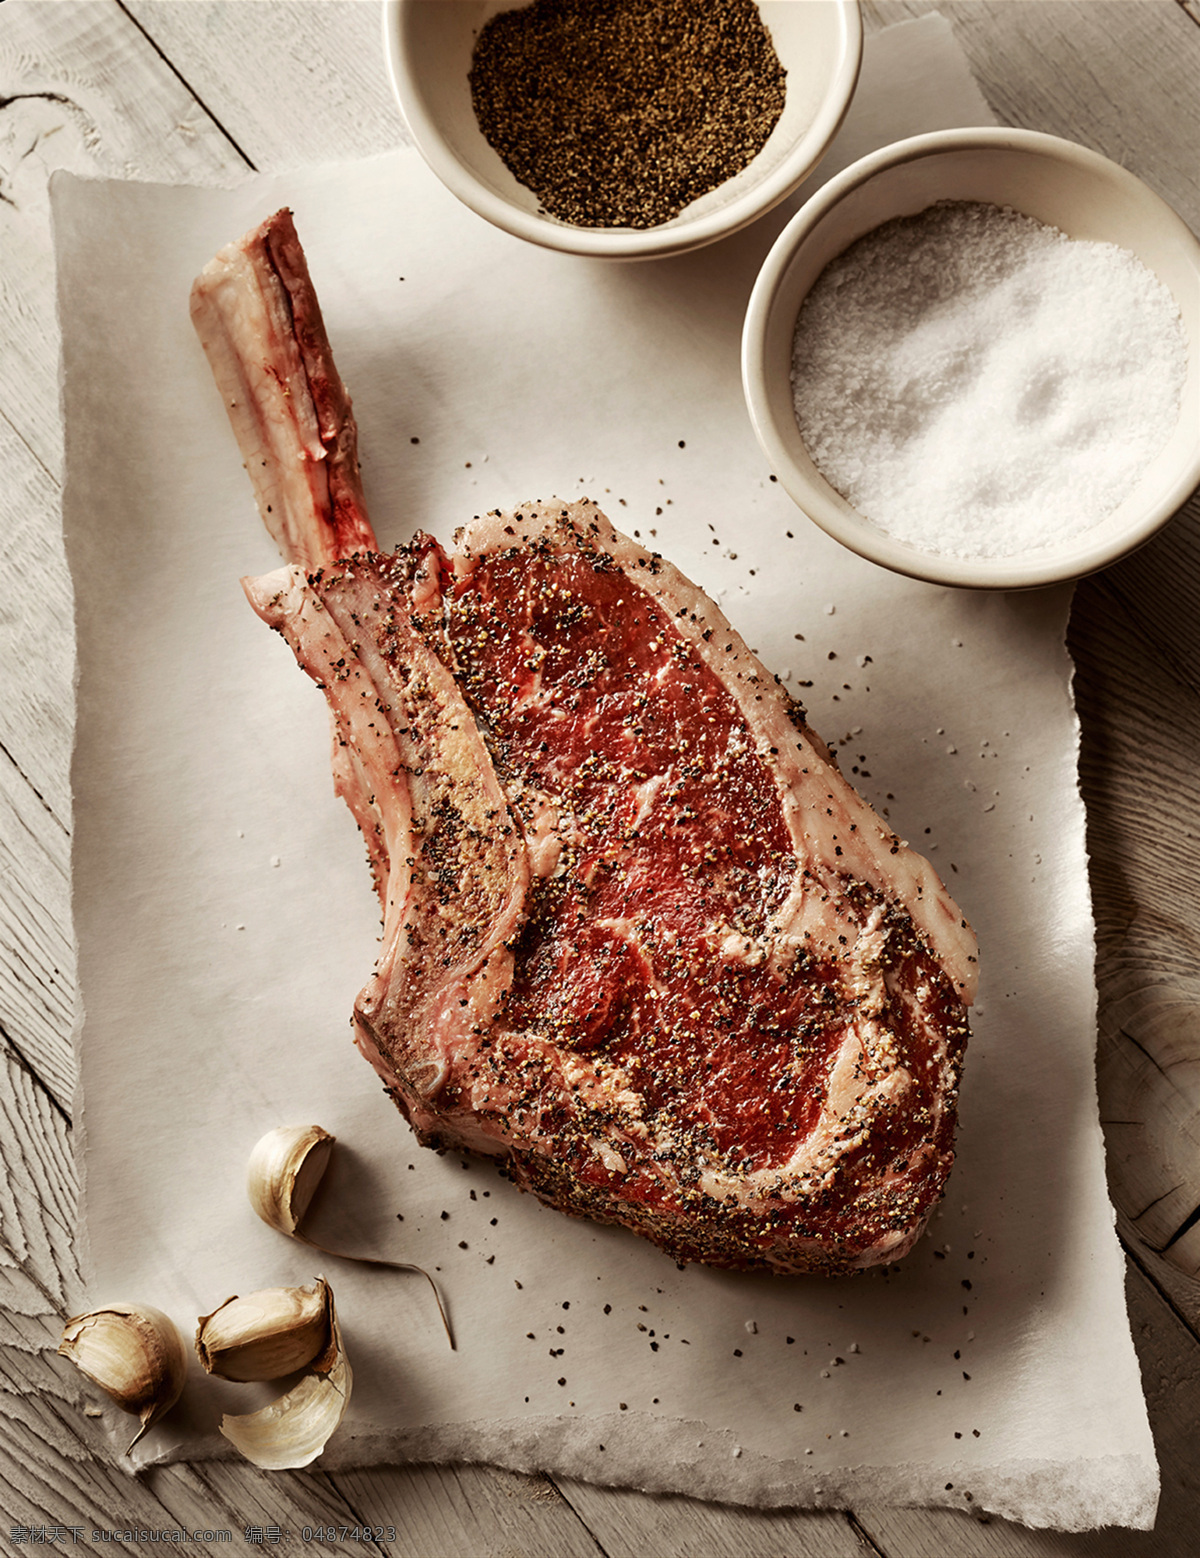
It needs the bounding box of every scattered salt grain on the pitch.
[791,201,1187,559]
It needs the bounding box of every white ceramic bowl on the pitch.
[383,0,862,260]
[742,127,1200,588]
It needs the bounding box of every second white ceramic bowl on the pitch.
[742,127,1200,588]
[384,0,863,260]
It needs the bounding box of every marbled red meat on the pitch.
[195,213,976,1274]
[242,503,976,1273]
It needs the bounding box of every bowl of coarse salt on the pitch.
[383,0,862,260]
[742,127,1200,588]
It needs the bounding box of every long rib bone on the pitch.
[191,208,388,897]
[190,207,378,573]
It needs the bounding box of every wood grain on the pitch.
[122,0,406,171]
[551,1478,869,1558]
[863,0,1200,238]
[328,1465,606,1558]
[1072,506,1200,1322]
[0,419,75,1112]
[0,0,249,475]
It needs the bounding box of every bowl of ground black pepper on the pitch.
[742,128,1200,588]
[383,0,863,259]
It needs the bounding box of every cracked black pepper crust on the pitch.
[277,502,975,1276]
[403,907,968,1278]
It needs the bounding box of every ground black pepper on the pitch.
[468,0,787,228]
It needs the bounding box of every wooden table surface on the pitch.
[3,2,1199,1552]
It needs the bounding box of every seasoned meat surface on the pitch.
[243,503,974,1274]
[197,211,976,1274]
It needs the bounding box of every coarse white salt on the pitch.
[790,201,1188,559]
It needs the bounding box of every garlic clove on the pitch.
[196,1279,333,1382]
[247,1124,334,1237]
[59,1302,187,1453]
[247,1123,455,1350]
[218,1287,352,1470]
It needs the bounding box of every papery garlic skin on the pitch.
[59,1303,187,1450]
[247,1124,334,1237]
[217,1287,352,1470]
[197,1279,333,1382]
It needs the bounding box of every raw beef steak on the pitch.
[195,213,976,1274]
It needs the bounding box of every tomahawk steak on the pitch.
[193,212,976,1274]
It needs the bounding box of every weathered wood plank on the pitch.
[550,1477,868,1558]
[863,0,1200,239]
[0,418,73,831]
[330,1464,608,1558]
[0,780,75,1115]
[144,1461,393,1549]
[1070,532,1200,1319]
[0,1048,79,1317]
[0,1308,208,1541]
[122,0,410,167]
[0,419,76,1112]
[0,0,252,477]
[1090,491,1200,739]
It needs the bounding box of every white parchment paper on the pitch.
[56,16,1157,1531]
